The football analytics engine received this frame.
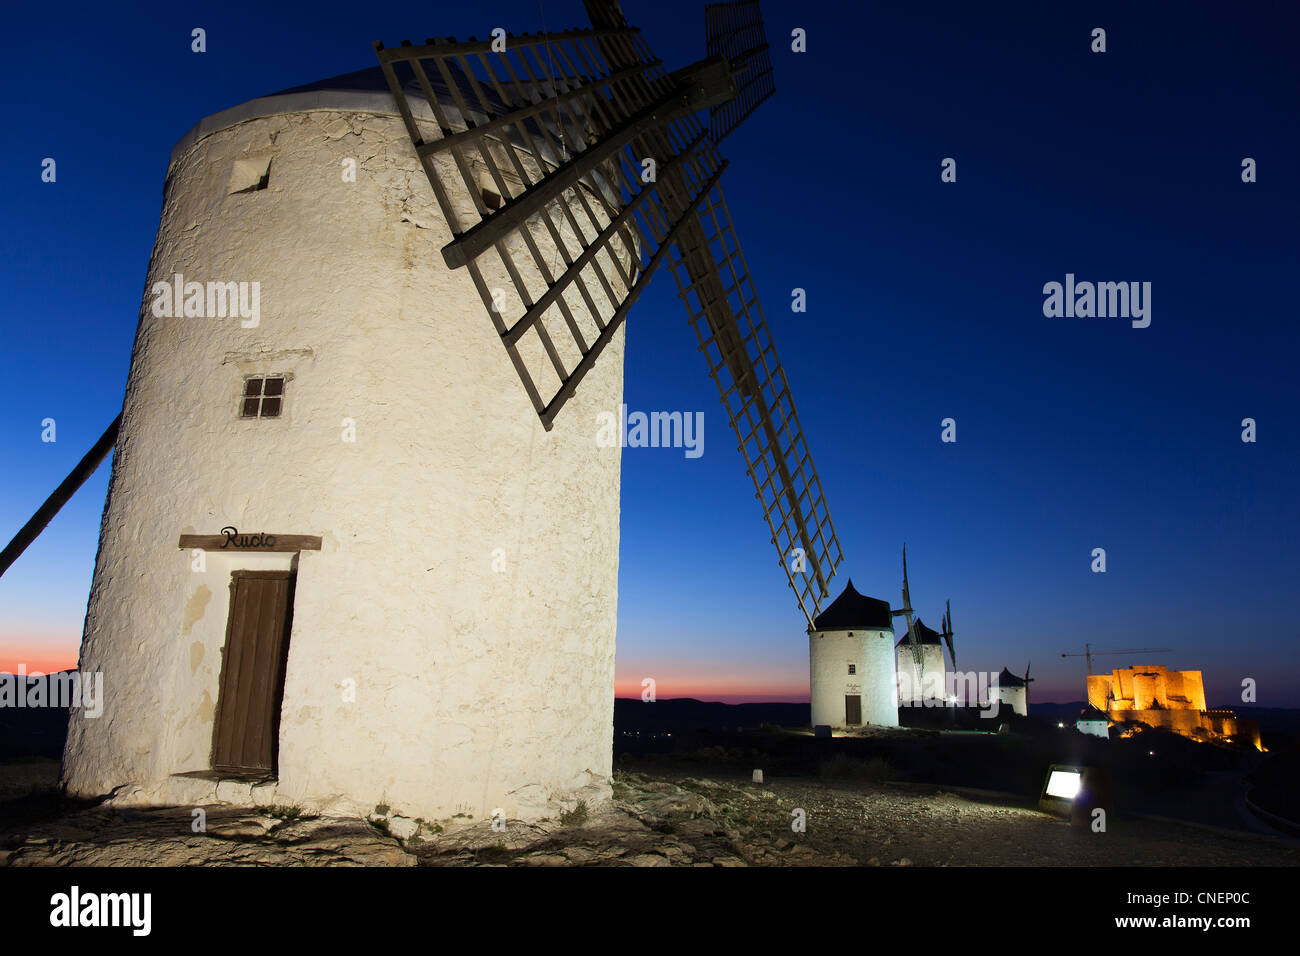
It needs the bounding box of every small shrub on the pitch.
[559,800,589,827]
[254,804,316,821]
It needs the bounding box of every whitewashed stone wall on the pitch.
[994,684,1027,716]
[62,104,627,824]
[896,643,946,704]
[808,627,898,729]
[1076,718,1109,739]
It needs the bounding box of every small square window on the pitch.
[241,376,285,418]
[848,664,856,675]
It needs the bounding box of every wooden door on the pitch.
[211,570,295,773]
[845,695,862,726]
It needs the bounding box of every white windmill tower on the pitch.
[807,580,897,729]
[993,664,1033,716]
[892,546,956,706]
[2,1,844,824]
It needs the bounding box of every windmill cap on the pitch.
[894,617,944,648]
[995,667,1030,687]
[811,579,893,632]
[169,61,571,173]
[170,65,397,170]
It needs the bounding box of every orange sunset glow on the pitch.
[614,672,809,704]
[0,633,80,676]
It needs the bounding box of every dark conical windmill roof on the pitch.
[812,579,893,631]
[269,66,391,98]
[996,667,1030,687]
[1079,705,1108,720]
[894,617,943,648]
[269,62,512,116]
[171,59,578,174]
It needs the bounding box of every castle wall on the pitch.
[62,106,628,823]
[1111,709,1205,735]
[1090,666,1207,714]
[1086,675,1112,711]
[1133,673,1158,711]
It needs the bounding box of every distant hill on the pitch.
[614,697,1300,739]
[615,698,808,732]
[1023,701,1089,722]
[0,673,74,761]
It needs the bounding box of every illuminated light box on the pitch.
[1039,763,1115,825]
[1045,768,1082,800]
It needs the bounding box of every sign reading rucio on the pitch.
[219,526,277,549]
[176,531,321,552]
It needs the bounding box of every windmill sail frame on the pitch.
[667,185,842,626]
[705,0,775,143]
[374,28,732,430]
[377,1,842,624]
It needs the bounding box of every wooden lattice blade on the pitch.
[705,0,775,143]
[0,415,120,580]
[374,26,730,429]
[662,184,843,627]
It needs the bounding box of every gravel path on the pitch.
[414,772,1300,867]
[2,766,1296,866]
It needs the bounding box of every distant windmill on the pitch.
[892,546,951,704]
[993,664,1033,716]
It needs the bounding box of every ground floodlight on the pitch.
[1039,763,1115,826]
[1041,765,1083,809]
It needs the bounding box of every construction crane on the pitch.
[1061,644,1173,675]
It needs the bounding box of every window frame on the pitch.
[238,373,289,420]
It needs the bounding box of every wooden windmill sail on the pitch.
[891,546,959,703]
[892,544,922,669]
[372,0,841,625]
[3,0,838,627]
[940,598,956,670]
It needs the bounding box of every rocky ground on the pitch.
[2,761,1297,866]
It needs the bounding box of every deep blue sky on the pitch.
[1,1,1297,705]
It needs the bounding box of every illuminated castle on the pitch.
[1086,665,1261,749]
[1088,664,1207,714]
